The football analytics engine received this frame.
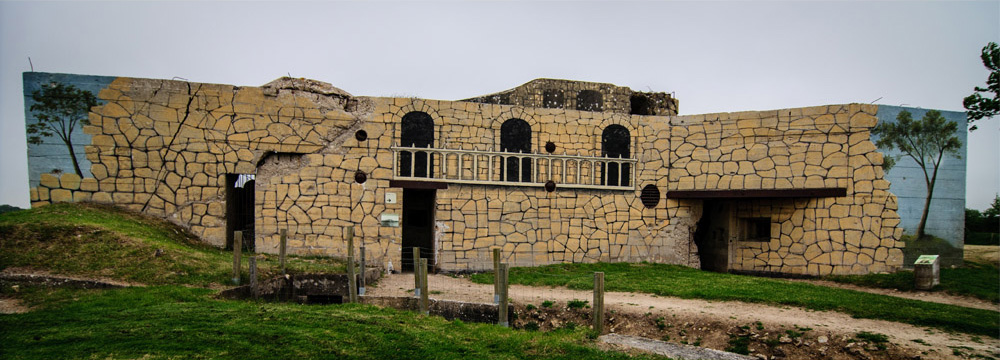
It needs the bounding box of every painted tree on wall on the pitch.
[26,82,97,177]
[873,109,962,240]
[964,42,999,131]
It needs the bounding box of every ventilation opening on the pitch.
[742,217,772,242]
[576,90,603,111]
[226,173,255,252]
[305,294,343,304]
[630,94,653,115]
[640,184,660,208]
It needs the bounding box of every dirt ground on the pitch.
[965,245,1000,266]
[370,273,999,360]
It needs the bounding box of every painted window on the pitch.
[399,111,434,178]
[602,124,630,186]
[576,90,603,111]
[500,118,532,182]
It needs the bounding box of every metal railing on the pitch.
[391,145,636,191]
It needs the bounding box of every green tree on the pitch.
[27,82,98,177]
[963,42,999,131]
[873,109,962,240]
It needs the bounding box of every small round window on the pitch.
[640,184,660,208]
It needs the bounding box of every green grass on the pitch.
[0,286,664,360]
[0,203,344,287]
[826,261,999,303]
[469,262,999,337]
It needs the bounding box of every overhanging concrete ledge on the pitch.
[666,188,847,199]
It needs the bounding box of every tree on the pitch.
[963,42,999,131]
[27,82,98,177]
[873,109,962,240]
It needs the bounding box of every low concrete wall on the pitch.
[360,296,510,324]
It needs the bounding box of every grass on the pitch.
[469,262,999,337]
[0,203,344,287]
[826,261,999,303]
[0,286,664,360]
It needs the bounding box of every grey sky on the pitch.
[1,1,997,209]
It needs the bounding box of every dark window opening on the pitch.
[226,173,255,252]
[576,90,603,111]
[543,89,564,109]
[601,124,630,186]
[500,118,532,182]
[399,111,434,178]
[743,218,772,242]
[630,94,654,115]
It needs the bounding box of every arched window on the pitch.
[500,118,532,182]
[602,125,630,186]
[576,90,603,111]
[399,111,434,178]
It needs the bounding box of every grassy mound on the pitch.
[1,286,659,360]
[0,203,344,287]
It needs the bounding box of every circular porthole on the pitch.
[354,171,368,184]
[545,141,557,153]
[640,184,660,208]
[355,130,368,142]
[545,180,557,192]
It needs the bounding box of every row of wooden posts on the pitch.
[230,229,606,333]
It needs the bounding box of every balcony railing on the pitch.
[391,145,637,191]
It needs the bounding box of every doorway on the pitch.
[694,201,730,272]
[226,174,255,252]
[401,189,436,272]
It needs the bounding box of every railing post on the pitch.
[493,248,501,304]
[346,226,357,304]
[413,247,421,297]
[249,256,258,299]
[498,263,509,327]
[593,271,605,334]
[279,229,287,275]
[359,244,366,296]
[419,258,429,315]
[232,231,242,285]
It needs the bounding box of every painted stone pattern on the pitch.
[26,72,909,275]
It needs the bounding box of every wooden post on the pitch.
[346,226,357,304]
[249,256,258,299]
[279,229,287,275]
[412,247,421,297]
[419,258,429,315]
[359,244,367,296]
[492,248,501,304]
[232,231,242,285]
[593,271,605,334]
[498,263,509,327]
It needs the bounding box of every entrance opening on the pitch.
[694,201,730,272]
[226,173,255,252]
[401,188,435,272]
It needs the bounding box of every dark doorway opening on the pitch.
[500,118,532,182]
[630,94,653,115]
[694,201,730,272]
[402,189,436,272]
[226,174,255,252]
[601,124,631,186]
[399,111,434,178]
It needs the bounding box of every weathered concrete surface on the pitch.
[600,333,755,360]
[219,269,380,301]
[0,273,130,289]
[360,296,511,324]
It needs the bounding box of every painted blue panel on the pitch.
[23,72,115,188]
[874,105,967,247]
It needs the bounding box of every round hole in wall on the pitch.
[640,184,660,208]
[355,130,368,142]
[354,171,368,184]
[545,180,557,192]
[545,141,556,153]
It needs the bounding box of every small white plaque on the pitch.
[380,213,400,227]
[385,192,397,204]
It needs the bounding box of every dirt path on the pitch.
[371,273,998,360]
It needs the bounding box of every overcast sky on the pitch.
[1,1,997,210]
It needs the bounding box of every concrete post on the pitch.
[493,248,501,304]
[413,247,421,297]
[419,258,429,315]
[279,229,287,275]
[498,263,509,327]
[249,256,258,299]
[359,244,366,296]
[346,226,357,303]
[593,271,605,334]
